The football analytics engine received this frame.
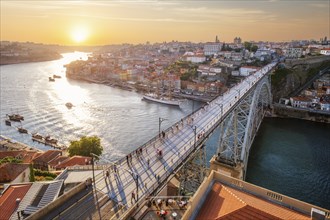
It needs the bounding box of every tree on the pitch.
[68,136,103,157]
[244,42,252,51]
[251,45,258,53]
[29,164,35,182]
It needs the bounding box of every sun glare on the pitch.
[71,26,89,43]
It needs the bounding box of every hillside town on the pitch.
[65,36,330,101]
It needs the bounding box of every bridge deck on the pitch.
[93,62,277,218]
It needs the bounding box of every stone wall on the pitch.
[272,104,330,123]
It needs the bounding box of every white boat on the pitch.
[142,94,181,107]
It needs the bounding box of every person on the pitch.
[147,158,150,167]
[106,170,109,178]
[132,191,136,202]
[162,131,165,138]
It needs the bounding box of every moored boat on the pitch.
[142,94,181,107]
[45,135,58,144]
[32,133,43,140]
[18,127,28,134]
[7,114,24,122]
[5,119,11,126]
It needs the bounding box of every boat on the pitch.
[49,77,55,82]
[7,114,24,122]
[5,119,11,126]
[18,127,28,134]
[142,94,181,106]
[32,133,43,140]
[65,102,73,109]
[53,74,61,79]
[45,136,58,144]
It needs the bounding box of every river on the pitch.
[0,53,329,210]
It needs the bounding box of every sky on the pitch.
[0,0,329,45]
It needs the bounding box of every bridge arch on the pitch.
[215,76,272,179]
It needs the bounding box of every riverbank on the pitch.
[0,135,43,152]
[67,74,213,102]
[0,53,62,65]
[270,104,330,123]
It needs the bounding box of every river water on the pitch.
[0,53,329,209]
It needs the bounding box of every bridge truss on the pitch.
[216,75,272,179]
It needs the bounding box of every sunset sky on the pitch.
[1,0,329,45]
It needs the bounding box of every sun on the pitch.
[71,26,89,43]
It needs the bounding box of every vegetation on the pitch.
[165,60,198,81]
[0,156,22,164]
[29,164,35,182]
[244,42,258,52]
[68,135,103,157]
[34,169,57,181]
[271,68,292,88]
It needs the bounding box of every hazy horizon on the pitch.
[1,0,329,46]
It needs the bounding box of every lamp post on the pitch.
[216,103,223,116]
[191,126,197,148]
[234,89,240,99]
[159,117,167,137]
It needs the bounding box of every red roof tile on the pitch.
[0,163,30,183]
[32,150,62,164]
[54,156,92,169]
[0,184,31,220]
[0,150,39,163]
[196,182,310,220]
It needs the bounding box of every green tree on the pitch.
[68,136,103,157]
[251,45,258,53]
[244,42,252,51]
[29,164,35,182]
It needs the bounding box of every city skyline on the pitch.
[1,0,329,45]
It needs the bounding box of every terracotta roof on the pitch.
[196,182,310,220]
[48,156,69,167]
[32,150,62,164]
[0,184,32,220]
[54,156,92,169]
[0,150,39,163]
[0,163,30,183]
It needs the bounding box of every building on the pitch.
[0,163,30,184]
[290,96,312,108]
[204,43,222,56]
[233,37,242,44]
[32,150,62,171]
[285,47,303,59]
[182,170,329,220]
[239,66,260,76]
[0,180,64,220]
[320,48,330,56]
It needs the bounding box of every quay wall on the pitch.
[271,104,330,123]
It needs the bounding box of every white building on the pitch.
[239,66,260,76]
[320,49,330,56]
[290,96,312,108]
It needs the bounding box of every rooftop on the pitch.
[0,183,32,220]
[183,170,329,220]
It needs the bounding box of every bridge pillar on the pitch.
[210,156,244,179]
